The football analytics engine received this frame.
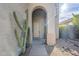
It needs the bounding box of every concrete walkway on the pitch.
[29,39,48,56]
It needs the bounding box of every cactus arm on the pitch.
[14,29,22,48]
[22,20,29,53]
[13,11,24,31]
[22,9,29,53]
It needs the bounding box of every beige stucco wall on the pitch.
[0,3,28,56]
[0,3,58,55]
[28,3,58,46]
[55,3,59,40]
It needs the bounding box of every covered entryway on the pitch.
[32,8,47,44]
[28,7,48,56]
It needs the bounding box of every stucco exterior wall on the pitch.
[28,3,57,45]
[0,3,58,55]
[0,3,28,56]
[55,3,59,40]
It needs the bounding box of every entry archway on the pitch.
[32,6,47,44]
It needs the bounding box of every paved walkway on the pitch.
[29,39,48,56]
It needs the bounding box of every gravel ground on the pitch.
[50,39,79,56]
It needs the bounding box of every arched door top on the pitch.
[32,6,47,14]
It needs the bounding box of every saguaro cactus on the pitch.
[13,10,29,54]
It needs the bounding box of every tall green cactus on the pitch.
[13,10,29,54]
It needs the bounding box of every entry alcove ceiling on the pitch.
[32,8,46,18]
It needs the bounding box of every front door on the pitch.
[32,17,45,39]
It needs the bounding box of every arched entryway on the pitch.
[29,7,48,56]
[32,7,47,44]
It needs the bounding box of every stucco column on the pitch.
[47,5,56,46]
[47,20,56,46]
